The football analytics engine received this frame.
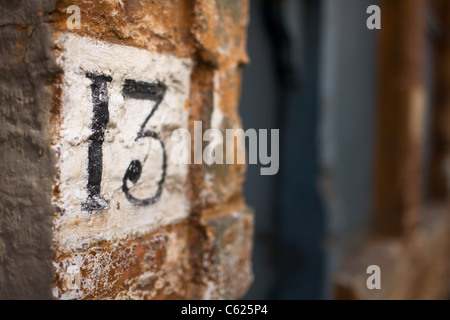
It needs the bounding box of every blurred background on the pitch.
[240,0,450,299]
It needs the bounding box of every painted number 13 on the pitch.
[81,73,167,212]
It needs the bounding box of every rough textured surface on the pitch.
[52,210,253,299]
[0,0,59,299]
[53,221,192,299]
[199,210,254,299]
[50,0,252,299]
[52,0,196,58]
[0,0,252,299]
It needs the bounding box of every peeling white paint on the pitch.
[53,33,193,251]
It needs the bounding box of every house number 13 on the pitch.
[81,73,167,211]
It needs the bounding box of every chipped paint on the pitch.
[52,33,193,251]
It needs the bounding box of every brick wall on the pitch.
[0,0,253,299]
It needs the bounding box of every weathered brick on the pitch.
[0,0,253,299]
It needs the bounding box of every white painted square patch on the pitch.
[53,33,193,250]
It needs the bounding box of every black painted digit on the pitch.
[82,73,112,211]
[122,80,167,206]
